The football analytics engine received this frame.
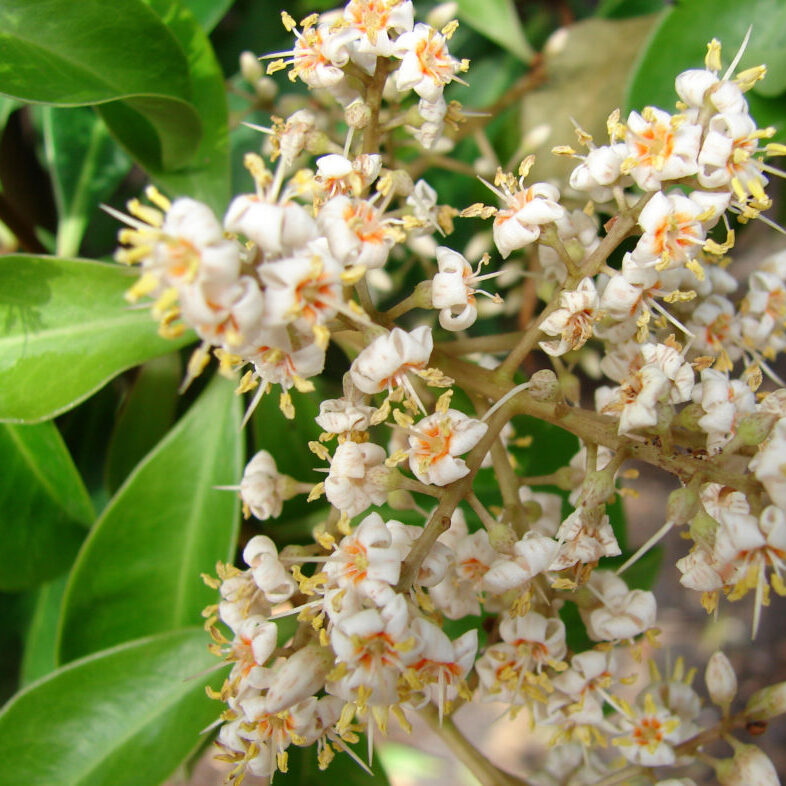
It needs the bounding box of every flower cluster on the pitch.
[114,7,786,785]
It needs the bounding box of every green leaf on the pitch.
[105,353,182,494]
[456,0,534,63]
[0,255,193,423]
[0,420,93,591]
[20,574,68,686]
[140,0,231,212]
[40,107,132,258]
[181,0,235,32]
[0,629,226,786]
[0,0,202,171]
[57,376,243,663]
[625,0,786,140]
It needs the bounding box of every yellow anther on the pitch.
[441,19,459,39]
[736,64,767,92]
[280,11,296,30]
[705,38,722,72]
[144,184,171,212]
[518,155,535,179]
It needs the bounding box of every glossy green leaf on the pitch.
[41,107,132,258]
[0,629,226,786]
[139,0,230,212]
[626,0,786,140]
[0,0,202,171]
[456,0,534,63]
[0,421,93,591]
[182,0,236,32]
[20,574,68,685]
[0,255,193,423]
[57,376,243,663]
[105,353,182,494]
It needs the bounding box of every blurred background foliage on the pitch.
[0,1,784,784]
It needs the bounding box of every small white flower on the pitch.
[550,509,621,570]
[492,181,565,259]
[581,571,657,641]
[324,440,389,516]
[483,531,559,594]
[394,23,463,103]
[345,0,414,58]
[224,196,317,257]
[243,535,298,604]
[623,107,701,191]
[350,325,433,395]
[240,450,284,520]
[432,246,501,330]
[408,408,487,486]
[539,277,599,357]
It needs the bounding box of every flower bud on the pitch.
[689,509,719,550]
[425,1,458,28]
[528,369,560,401]
[674,401,704,431]
[239,51,263,83]
[580,469,616,509]
[263,644,335,714]
[488,522,516,552]
[666,485,700,526]
[705,651,737,711]
[714,739,779,786]
[345,99,372,130]
[735,412,778,447]
[745,681,786,722]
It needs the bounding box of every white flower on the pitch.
[716,741,780,786]
[394,23,462,103]
[316,398,375,435]
[345,0,414,58]
[318,195,397,269]
[632,190,705,268]
[325,440,390,517]
[408,408,487,486]
[483,531,559,594]
[240,450,284,520]
[243,535,298,604]
[262,644,335,713]
[684,295,742,367]
[499,610,567,667]
[623,107,701,191]
[325,512,403,596]
[328,594,417,706]
[751,418,786,508]
[224,196,317,257]
[581,571,657,641]
[550,509,621,570]
[613,693,683,766]
[693,368,755,452]
[259,238,345,329]
[569,143,629,202]
[406,178,439,230]
[492,181,565,259]
[431,246,501,330]
[350,325,433,395]
[539,277,599,357]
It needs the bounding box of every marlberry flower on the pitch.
[407,408,487,486]
[538,277,599,357]
[394,23,465,103]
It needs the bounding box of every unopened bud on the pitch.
[735,412,778,447]
[705,651,737,711]
[488,522,516,552]
[745,681,786,722]
[253,77,278,103]
[425,1,458,29]
[240,51,263,83]
[714,739,779,786]
[666,486,700,526]
[345,99,372,130]
[386,489,418,511]
[304,130,334,156]
[580,469,615,509]
[689,509,719,549]
[674,402,704,431]
[521,500,544,525]
[264,644,334,713]
[528,369,560,401]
